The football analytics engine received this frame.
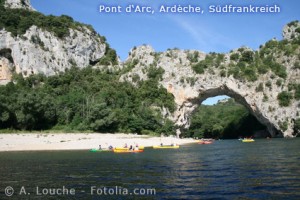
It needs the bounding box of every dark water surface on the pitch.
[0,138,299,199]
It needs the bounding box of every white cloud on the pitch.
[170,16,237,52]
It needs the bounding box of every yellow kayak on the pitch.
[242,139,255,142]
[113,149,143,153]
[115,147,129,150]
[153,145,179,149]
[115,146,144,150]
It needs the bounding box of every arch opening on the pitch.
[182,97,270,139]
[175,86,282,138]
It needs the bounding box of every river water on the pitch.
[0,138,299,199]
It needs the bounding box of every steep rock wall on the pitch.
[4,0,34,10]
[0,0,107,84]
[0,26,106,84]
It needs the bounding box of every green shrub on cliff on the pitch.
[187,51,199,63]
[287,20,299,27]
[192,33,298,81]
[277,91,293,107]
[230,53,239,61]
[192,53,224,74]
[240,50,254,63]
[294,84,300,100]
[192,62,205,74]
[97,47,118,66]
[279,120,288,132]
[147,66,165,80]
[294,118,300,135]
[0,5,100,39]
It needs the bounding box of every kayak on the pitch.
[195,139,214,144]
[152,145,179,149]
[242,139,255,142]
[198,141,213,144]
[89,148,112,152]
[114,147,129,150]
[113,149,144,153]
[115,146,144,150]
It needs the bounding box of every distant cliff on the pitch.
[4,0,34,10]
[0,0,109,84]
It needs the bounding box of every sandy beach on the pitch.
[0,133,196,152]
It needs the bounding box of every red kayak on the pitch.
[198,141,213,144]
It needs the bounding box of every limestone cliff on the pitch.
[0,0,107,84]
[0,26,106,82]
[4,0,34,10]
[122,21,300,138]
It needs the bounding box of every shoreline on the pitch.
[0,133,196,152]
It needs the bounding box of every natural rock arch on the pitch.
[124,47,299,138]
[171,84,279,138]
[122,22,300,138]
[165,57,299,138]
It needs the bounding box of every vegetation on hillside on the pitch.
[188,21,300,81]
[0,67,175,135]
[277,91,293,107]
[0,68,268,137]
[277,83,300,107]
[190,21,300,108]
[182,99,267,139]
[0,1,105,41]
[191,42,294,82]
[97,44,118,66]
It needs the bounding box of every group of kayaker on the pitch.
[97,143,140,151]
[98,144,114,150]
[160,142,177,146]
[124,143,140,151]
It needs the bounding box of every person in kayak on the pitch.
[99,145,102,150]
[134,144,139,150]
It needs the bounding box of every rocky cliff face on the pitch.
[122,22,300,138]
[0,26,106,83]
[0,0,107,84]
[4,0,34,10]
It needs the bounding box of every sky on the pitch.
[30,0,300,105]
